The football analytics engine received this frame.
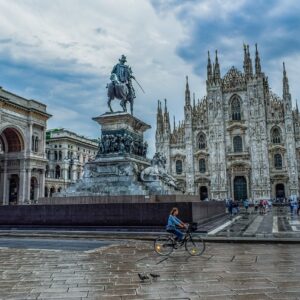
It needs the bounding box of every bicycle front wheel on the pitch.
[154,235,174,256]
[185,236,205,256]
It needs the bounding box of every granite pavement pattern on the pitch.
[0,240,300,299]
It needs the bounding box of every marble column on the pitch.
[2,160,8,205]
[25,168,31,203]
[18,161,26,204]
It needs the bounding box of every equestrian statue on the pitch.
[107,55,144,115]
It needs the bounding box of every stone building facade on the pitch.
[156,44,300,201]
[45,128,98,196]
[0,86,51,204]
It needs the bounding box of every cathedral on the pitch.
[156,44,300,201]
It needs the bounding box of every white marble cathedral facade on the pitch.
[156,44,300,201]
[0,86,51,204]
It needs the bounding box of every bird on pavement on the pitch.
[138,273,150,281]
[149,273,160,280]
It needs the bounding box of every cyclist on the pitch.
[166,207,187,242]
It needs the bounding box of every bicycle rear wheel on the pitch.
[185,236,205,256]
[154,235,174,256]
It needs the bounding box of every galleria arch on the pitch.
[0,86,51,204]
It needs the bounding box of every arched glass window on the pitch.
[68,165,72,180]
[59,151,62,161]
[31,136,35,151]
[34,137,38,152]
[274,153,283,169]
[198,133,206,149]
[272,127,281,144]
[47,151,50,160]
[45,165,49,177]
[233,136,243,152]
[55,165,61,179]
[54,151,58,161]
[231,97,241,121]
[176,160,183,174]
[199,159,206,173]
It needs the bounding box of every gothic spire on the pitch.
[164,98,167,114]
[173,116,176,132]
[283,62,290,97]
[247,44,253,76]
[243,44,247,73]
[213,50,220,81]
[156,100,163,135]
[185,76,191,106]
[255,43,261,75]
[243,44,253,79]
[207,51,212,82]
[164,98,170,132]
[193,92,196,108]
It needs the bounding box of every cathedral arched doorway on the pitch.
[50,187,55,197]
[275,183,285,199]
[233,176,247,201]
[30,177,38,201]
[44,186,49,197]
[199,186,208,201]
[9,174,19,205]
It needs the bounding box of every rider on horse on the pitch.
[110,55,136,111]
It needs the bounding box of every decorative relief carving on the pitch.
[222,67,246,92]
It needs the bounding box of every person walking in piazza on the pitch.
[243,198,249,213]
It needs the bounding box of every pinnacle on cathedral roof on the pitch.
[255,43,262,75]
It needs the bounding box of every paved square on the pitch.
[0,239,300,299]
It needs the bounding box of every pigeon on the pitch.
[150,273,160,279]
[138,273,149,281]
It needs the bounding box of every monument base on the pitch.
[56,112,181,197]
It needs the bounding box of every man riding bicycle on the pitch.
[166,207,187,241]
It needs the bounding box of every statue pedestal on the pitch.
[92,112,151,160]
[93,112,151,138]
[57,112,181,197]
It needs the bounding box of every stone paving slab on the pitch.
[0,240,300,299]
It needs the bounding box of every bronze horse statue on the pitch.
[107,74,133,115]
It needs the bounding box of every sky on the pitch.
[0,0,300,155]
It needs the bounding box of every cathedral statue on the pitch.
[107,55,138,115]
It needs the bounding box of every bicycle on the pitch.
[154,222,206,256]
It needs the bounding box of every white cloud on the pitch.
[0,0,199,156]
[0,0,299,157]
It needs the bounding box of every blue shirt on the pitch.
[166,215,182,230]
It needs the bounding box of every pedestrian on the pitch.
[232,200,238,215]
[243,199,249,213]
[289,197,293,214]
[297,198,300,216]
[254,199,258,213]
[228,199,233,216]
[259,199,264,214]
